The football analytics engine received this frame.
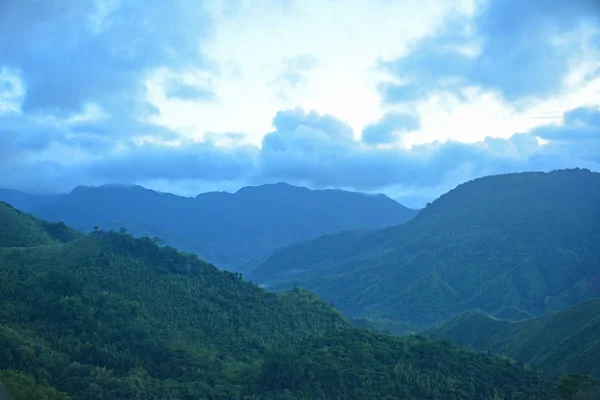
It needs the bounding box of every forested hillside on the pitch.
[0,202,582,399]
[429,297,600,378]
[250,169,600,327]
[0,202,81,248]
[0,183,417,271]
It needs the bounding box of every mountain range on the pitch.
[0,201,573,399]
[249,168,600,327]
[0,183,417,272]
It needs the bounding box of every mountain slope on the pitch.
[0,203,567,399]
[0,227,348,398]
[1,183,417,271]
[0,202,81,247]
[0,189,62,214]
[249,169,600,327]
[429,297,600,378]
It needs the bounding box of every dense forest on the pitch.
[429,297,600,378]
[250,169,600,327]
[0,183,417,271]
[0,202,81,247]
[0,201,594,399]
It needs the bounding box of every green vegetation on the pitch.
[428,297,600,378]
[0,183,417,271]
[250,169,600,327]
[0,230,345,398]
[0,202,81,247]
[0,370,70,400]
[0,202,574,399]
[258,330,555,400]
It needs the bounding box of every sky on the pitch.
[0,0,599,207]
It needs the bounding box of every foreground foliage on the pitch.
[0,202,591,399]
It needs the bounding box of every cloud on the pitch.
[0,0,215,184]
[254,106,599,204]
[0,0,598,206]
[362,112,420,144]
[0,0,212,116]
[379,0,600,104]
[564,105,600,127]
[164,81,215,101]
[1,105,598,205]
[269,54,321,99]
[86,141,258,183]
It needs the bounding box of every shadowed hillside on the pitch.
[429,297,600,378]
[0,183,417,271]
[250,169,600,327]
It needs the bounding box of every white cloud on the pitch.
[149,0,473,143]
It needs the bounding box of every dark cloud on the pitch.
[0,113,66,153]
[0,0,598,205]
[86,141,258,183]
[0,0,211,115]
[0,108,178,159]
[0,0,217,184]
[529,106,600,141]
[254,106,600,198]
[564,106,600,127]
[380,0,600,103]
[362,112,420,144]
[0,106,598,205]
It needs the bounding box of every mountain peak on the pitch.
[71,183,148,194]
[235,182,310,195]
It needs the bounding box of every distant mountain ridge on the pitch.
[0,182,417,271]
[428,297,600,378]
[249,168,600,327]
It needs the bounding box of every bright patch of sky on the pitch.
[149,0,600,147]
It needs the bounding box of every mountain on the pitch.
[0,202,81,247]
[0,202,573,399]
[0,189,62,214]
[0,183,418,271]
[249,169,600,327]
[428,297,600,378]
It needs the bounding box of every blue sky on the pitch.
[0,0,599,207]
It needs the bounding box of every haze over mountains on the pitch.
[249,169,600,327]
[0,183,417,271]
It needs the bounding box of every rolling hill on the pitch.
[0,183,417,271]
[0,202,572,399]
[249,169,600,327]
[428,297,600,378]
